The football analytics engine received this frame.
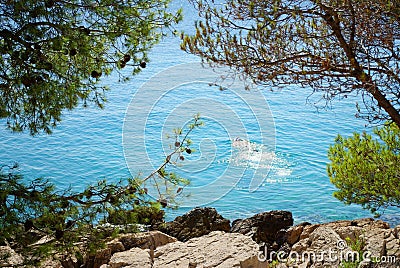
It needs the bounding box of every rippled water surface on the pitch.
[1,0,399,226]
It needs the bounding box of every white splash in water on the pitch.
[230,137,293,179]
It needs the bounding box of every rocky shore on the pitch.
[2,207,400,267]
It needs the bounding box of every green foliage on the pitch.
[182,0,400,126]
[142,114,203,207]
[341,260,360,268]
[346,236,365,256]
[0,0,182,135]
[340,236,366,268]
[328,122,400,216]
[0,165,151,265]
[0,115,203,266]
[269,260,280,268]
[106,203,165,226]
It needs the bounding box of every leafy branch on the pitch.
[328,122,400,216]
[142,113,204,206]
[0,114,203,267]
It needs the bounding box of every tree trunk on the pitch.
[360,73,400,128]
[319,6,400,128]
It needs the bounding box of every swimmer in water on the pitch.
[232,137,247,147]
[232,137,259,152]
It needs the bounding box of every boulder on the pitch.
[39,259,63,268]
[86,230,175,268]
[289,226,345,267]
[89,248,112,268]
[299,223,320,240]
[334,225,364,242]
[0,246,24,267]
[157,207,230,242]
[362,227,391,257]
[108,248,152,268]
[117,230,177,251]
[60,254,83,268]
[106,240,125,254]
[393,225,400,239]
[325,218,390,230]
[283,218,400,268]
[231,210,293,245]
[386,232,400,257]
[282,222,310,245]
[153,231,268,268]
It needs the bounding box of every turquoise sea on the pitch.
[1,1,399,226]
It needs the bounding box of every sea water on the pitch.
[0,0,399,225]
